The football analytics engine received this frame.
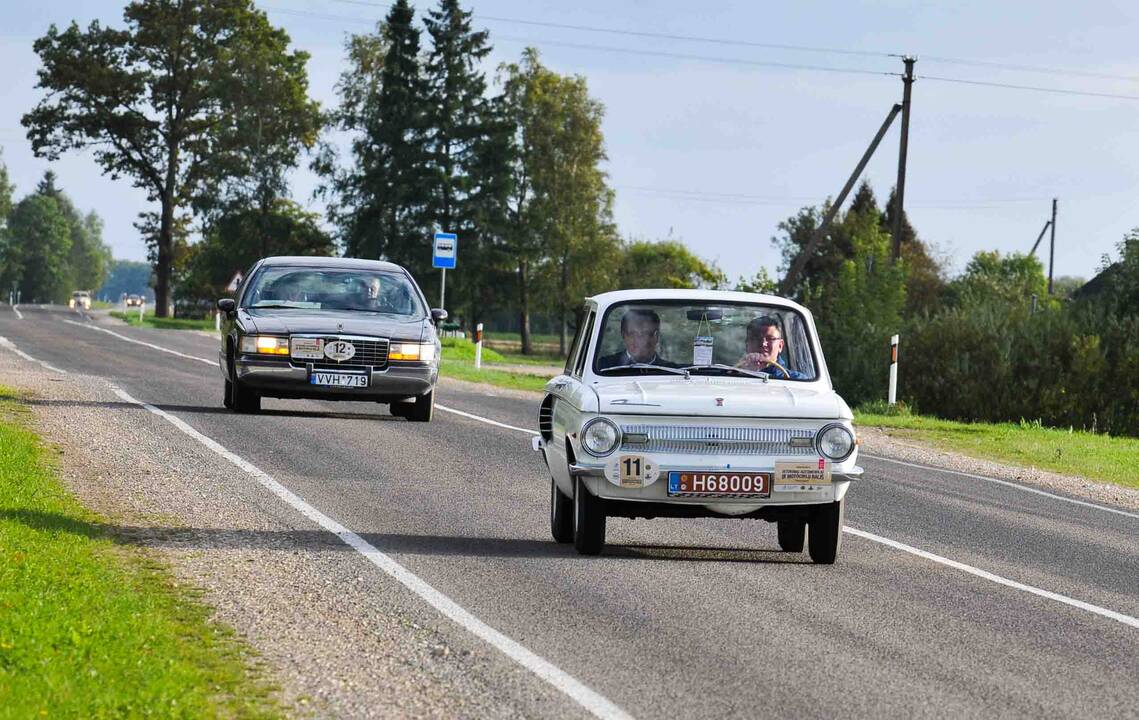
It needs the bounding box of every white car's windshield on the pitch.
[243,267,425,317]
[593,301,818,381]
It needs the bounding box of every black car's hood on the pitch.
[240,308,428,340]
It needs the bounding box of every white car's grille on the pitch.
[619,424,815,455]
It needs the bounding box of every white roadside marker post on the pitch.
[888,334,899,405]
[139,300,145,324]
[475,322,483,370]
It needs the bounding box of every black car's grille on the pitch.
[292,336,389,370]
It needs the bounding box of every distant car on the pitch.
[69,291,91,310]
[533,289,863,563]
[125,294,144,307]
[216,256,446,420]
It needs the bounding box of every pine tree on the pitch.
[422,0,499,322]
[341,0,431,269]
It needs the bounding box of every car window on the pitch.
[572,311,596,377]
[243,267,426,317]
[593,300,818,380]
[564,306,593,375]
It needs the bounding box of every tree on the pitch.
[7,193,71,303]
[616,239,724,290]
[179,199,333,305]
[23,0,318,317]
[421,0,505,326]
[0,152,14,293]
[734,267,777,294]
[946,250,1048,309]
[98,259,152,301]
[324,0,430,267]
[35,170,111,292]
[882,186,945,315]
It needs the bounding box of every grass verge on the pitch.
[0,387,279,718]
[110,310,216,331]
[855,405,1139,491]
[438,358,552,393]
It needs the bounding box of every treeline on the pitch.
[0,163,111,304]
[778,182,1139,436]
[20,0,730,353]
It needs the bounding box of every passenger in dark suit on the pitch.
[596,308,678,369]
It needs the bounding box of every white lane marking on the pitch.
[11,305,23,320]
[437,404,538,436]
[863,453,1139,521]
[62,319,219,367]
[0,336,67,374]
[109,385,632,720]
[844,526,1139,630]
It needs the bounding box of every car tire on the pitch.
[573,476,606,555]
[807,499,844,565]
[551,479,573,543]
[777,518,806,553]
[389,401,411,418]
[231,379,261,413]
[406,390,434,423]
[223,378,234,409]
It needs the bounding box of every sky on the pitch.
[3,0,1139,285]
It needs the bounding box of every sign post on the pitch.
[431,232,457,309]
[888,334,899,405]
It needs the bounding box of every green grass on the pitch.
[854,403,1139,490]
[110,310,216,331]
[438,358,552,393]
[484,330,561,345]
[441,336,506,363]
[0,387,279,719]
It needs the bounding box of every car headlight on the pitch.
[581,417,621,457]
[815,423,855,462]
[389,342,436,362]
[239,335,290,355]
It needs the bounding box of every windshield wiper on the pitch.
[250,303,304,309]
[602,363,690,378]
[680,363,770,380]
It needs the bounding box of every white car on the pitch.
[69,291,91,310]
[533,289,863,563]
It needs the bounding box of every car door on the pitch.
[544,304,596,496]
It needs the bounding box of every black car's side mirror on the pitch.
[217,298,236,314]
[430,308,448,324]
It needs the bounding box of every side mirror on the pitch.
[216,298,236,313]
[430,308,448,324]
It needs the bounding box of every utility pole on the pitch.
[891,56,916,262]
[778,104,902,295]
[1048,198,1057,294]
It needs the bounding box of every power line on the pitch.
[919,54,1139,84]
[331,0,896,59]
[919,74,1139,101]
[266,6,899,77]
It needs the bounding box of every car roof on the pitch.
[257,256,407,273]
[585,288,811,316]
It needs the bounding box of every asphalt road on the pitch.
[2,304,1137,719]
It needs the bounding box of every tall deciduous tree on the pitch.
[0,152,14,293]
[23,0,317,317]
[500,49,620,353]
[35,170,112,292]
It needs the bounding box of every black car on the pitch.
[217,256,446,421]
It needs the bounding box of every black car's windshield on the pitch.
[242,267,425,317]
[594,300,818,381]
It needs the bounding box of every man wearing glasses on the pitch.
[597,308,678,369]
[736,317,805,379]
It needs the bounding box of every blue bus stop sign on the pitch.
[432,232,457,269]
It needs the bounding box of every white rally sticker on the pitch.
[604,454,660,488]
[291,337,324,360]
[774,459,832,484]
